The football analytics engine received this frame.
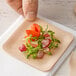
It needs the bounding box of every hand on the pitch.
[7,0,38,21]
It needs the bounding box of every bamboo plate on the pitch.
[3,18,74,72]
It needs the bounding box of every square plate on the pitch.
[3,18,74,72]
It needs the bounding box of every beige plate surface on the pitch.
[3,18,74,72]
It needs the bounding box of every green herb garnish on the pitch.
[22,24,61,59]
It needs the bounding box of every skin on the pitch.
[69,51,76,76]
[6,0,38,21]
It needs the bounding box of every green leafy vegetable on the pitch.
[54,38,61,43]
[22,24,61,59]
[32,53,37,59]
[48,52,52,55]
[45,25,48,32]
[39,25,43,32]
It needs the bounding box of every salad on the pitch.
[19,24,60,59]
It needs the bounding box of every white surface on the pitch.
[0,0,76,76]
[0,16,76,76]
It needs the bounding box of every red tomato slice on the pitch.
[31,24,41,33]
[41,39,51,48]
[43,33,50,37]
[19,44,27,52]
[26,30,40,37]
[37,50,44,58]
[44,47,50,53]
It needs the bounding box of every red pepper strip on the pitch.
[31,23,41,33]
[26,30,40,37]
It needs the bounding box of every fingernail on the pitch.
[26,12,36,21]
[25,0,34,4]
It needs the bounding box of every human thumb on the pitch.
[22,0,38,21]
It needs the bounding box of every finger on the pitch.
[6,0,24,15]
[22,0,38,21]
